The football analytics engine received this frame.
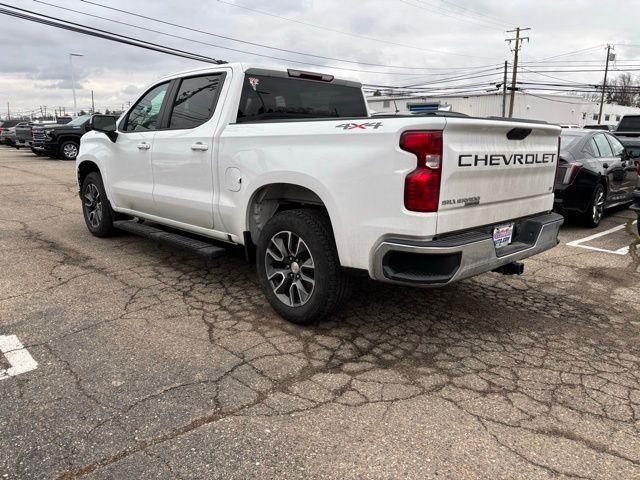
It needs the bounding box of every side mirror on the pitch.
[90,115,118,142]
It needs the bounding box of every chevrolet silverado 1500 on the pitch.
[76,63,563,324]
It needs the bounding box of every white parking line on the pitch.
[566,220,638,256]
[0,335,38,380]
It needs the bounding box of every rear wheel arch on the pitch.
[246,183,335,245]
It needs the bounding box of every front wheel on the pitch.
[60,140,79,161]
[583,183,605,228]
[81,172,116,237]
[256,209,350,324]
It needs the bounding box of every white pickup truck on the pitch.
[77,63,563,324]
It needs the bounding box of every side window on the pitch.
[606,134,625,157]
[123,82,169,132]
[593,134,613,157]
[584,138,599,157]
[168,74,224,129]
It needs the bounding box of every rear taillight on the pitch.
[401,131,442,212]
[553,137,561,192]
[636,159,640,176]
[562,162,582,185]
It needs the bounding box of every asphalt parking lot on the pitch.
[0,146,639,479]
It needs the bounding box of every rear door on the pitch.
[606,133,638,201]
[593,133,625,202]
[436,118,560,234]
[151,72,226,229]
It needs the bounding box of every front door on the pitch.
[151,73,226,229]
[606,133,638,202]
[107,81,170,213]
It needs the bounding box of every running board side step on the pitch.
[113,220,227,259]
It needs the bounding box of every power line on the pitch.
[439,0,512,27]
[77,0,486,71]
[4,3,493,77]
[537,45,605,61]
[396,0,506,31]
[213,0,499,60]
[411,0,509,28]
[0,4,226,64]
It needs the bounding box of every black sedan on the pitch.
[554,129,639,227]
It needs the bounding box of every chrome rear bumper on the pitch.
[371,212,563,287]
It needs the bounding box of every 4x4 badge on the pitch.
[335,122,383,130]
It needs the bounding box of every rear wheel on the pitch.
[256,209,350,324]
[60,140,79,161]
[583,183,605,228]
[81,172,116,237]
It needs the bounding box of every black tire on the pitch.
[59,140,79,161]
[256,209,350,324]
[81,172,116,237]
[582,183,605,228]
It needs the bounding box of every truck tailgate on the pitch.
[437,118,560,234]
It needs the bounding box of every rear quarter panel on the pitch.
[218,118,446,269]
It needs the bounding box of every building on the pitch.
[367,91,640,127]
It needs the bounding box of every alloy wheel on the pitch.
[83,183,103,228]
[63,143,78,160]
[593,189,605,224]
[264,231,315,307]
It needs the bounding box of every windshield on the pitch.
[67,115,91,126]
[617,116,640,131]
[560,134,582,150]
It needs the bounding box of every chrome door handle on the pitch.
[191,142,209,151]
[137,142,150,150]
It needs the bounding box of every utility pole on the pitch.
[69,53,83,117]
[91,90,95,114]
[6,102,9,120]
[506,27,530,118]
[502,61,508,117]
[598,44,614,125]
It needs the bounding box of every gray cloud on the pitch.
[0,0,638,117]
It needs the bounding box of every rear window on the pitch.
[617,116,640,131]
[236,74,367,123]
[560,134,581,150]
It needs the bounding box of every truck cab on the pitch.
[32,114,97,160]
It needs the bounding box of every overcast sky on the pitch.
[1,0,640,117]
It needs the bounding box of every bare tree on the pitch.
[605,73,639,107]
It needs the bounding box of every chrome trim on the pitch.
[371,214,563,287]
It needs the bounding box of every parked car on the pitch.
[0,121,29,146]
[76,63,563,324]
[31,115,96,160]
[583,124,614,131]
[0,120,24,144]
[13,123,34,149]
[554,129,639,227]
[614,115,640,138]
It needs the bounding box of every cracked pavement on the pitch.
[0,147,639,479]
